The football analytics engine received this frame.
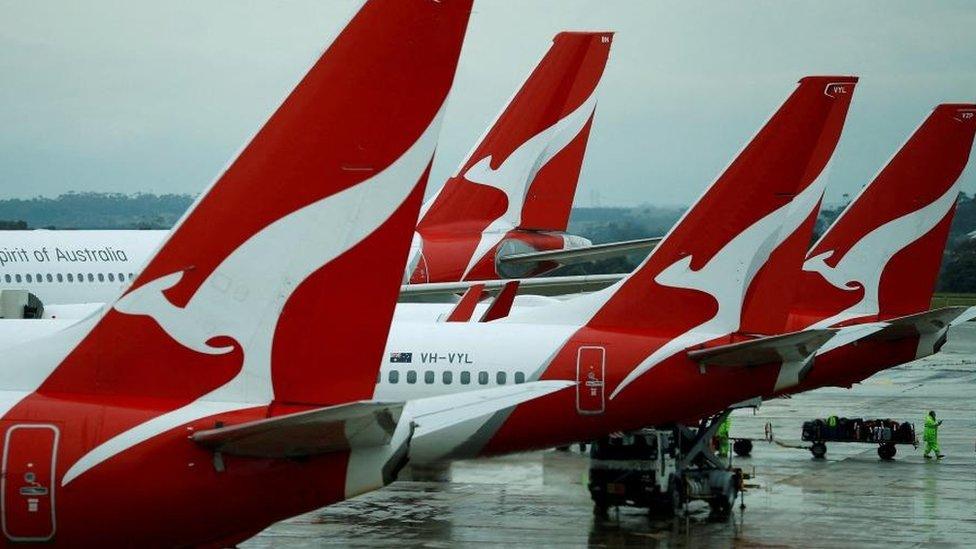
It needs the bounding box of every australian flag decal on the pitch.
[390,352,413,363]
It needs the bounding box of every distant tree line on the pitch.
[0,191,973,292]
[939,192,976,293]
[0,191,193,229]
[0,220,28,230]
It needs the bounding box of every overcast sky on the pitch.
[1,1,974,207]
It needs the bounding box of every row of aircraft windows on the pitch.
[382,369,527,386]
[2,272,136,284]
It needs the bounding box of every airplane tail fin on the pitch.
[792,103,976,329]
[583,77,857,338]
[40,0,472,407]
[418,31,613,236]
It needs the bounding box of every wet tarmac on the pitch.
[245,323,976,547]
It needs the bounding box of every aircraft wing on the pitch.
[687,329,835,367]
[497,237,661,268]
[191,400,403,458]
[399,274,623,302]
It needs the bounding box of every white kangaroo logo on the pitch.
[610,166,830,400]
[804,181,959,328]
[459,91,598,278]
[62,109,444,486]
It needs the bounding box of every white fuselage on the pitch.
[0,230,164,305]
[0,230,461,305]
[0,297,589,464]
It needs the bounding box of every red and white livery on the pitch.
[411,31,614,283]
[0,1,474,545]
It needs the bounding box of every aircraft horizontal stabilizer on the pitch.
[407,381,574,439]
[951,306,976,327]
[497,237,662,268]
[688,329,835,368]
[815,323,887,355]
[191,401,403,458]
[400,273,623,302]
[865,306,974,341]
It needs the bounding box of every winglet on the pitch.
[445,283,485,322]
[480,280,520,321]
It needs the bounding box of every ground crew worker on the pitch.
[826,415,838,436]
[716,415,732,458]
[923,410,944,459]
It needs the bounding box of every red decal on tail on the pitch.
[738,79,858,334]
[416,31,613,280]
[790,103,976,329]
[590,76,858,336]
[11,0,472,488]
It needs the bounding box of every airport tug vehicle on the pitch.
[587,411,744,519]
[801,417,917,460]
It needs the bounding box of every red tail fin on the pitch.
[39,0,472,409]
[736,81,858,334]
[790,103,976,329]
[418,31,612,236]
[590,77,858,337]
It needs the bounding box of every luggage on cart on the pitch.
[801,420,821,442]
[895,422,915,444]
[800,416,917,461]
[836,417,851,438]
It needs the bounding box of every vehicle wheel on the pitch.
[668,475,683,513]
[709,497,732,519]
[811,441,827,459]
[647,494,675,518]
[878,443,896,461]
[708,475,737,520]
[733,439,753,457]
[592,499,609,517]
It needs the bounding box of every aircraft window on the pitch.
[128,273,134,280]
[56,273,63,282]
[478,371,488,385]
[25,274,32,283]
[406,370,417,384]
[78,273,84,282]
[424,371,435,384]
[514,372,526,384]
[496,371,507,385]
[67,273,73,282]
[3,274,9,283]
[388,370,399,384]
[45,273,53,282]
[118,272,124,281]
[15,274,21,283]
[97,273,105,282]
[442,371,453,384]
[108,273,115,282]
[87,273,94,282]
[460,371,470,385]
